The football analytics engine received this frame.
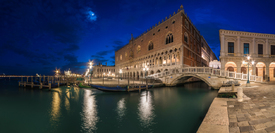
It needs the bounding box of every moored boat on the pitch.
[90,84,153,92]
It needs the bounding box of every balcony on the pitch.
[228,53,235,56]
[270,55,275,58]
[258,54,263,57]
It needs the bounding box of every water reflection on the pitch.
[138,91,155,127]
[117,98,126,120]
[65,91,70,111]
[51,91,61,122]
[81,89,98,132]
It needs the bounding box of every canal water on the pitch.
[0,80,217,133]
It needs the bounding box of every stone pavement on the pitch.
[197,98,229,133]
[228,83,275,133]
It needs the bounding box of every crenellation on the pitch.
[133,9,182,42]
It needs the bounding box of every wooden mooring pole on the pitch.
[49,83,51,90]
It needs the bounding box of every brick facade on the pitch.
[115,6,217,78]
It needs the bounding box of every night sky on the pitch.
[1,0,275,75]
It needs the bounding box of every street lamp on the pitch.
[242,56,255,87]
[143,65,149,90]
[119,69,122,84]
[143,65,149,77]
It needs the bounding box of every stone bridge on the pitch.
[147,67,263,89]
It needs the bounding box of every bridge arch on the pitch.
[169,74,212,87]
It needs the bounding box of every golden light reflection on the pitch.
[65,92,70,111]
[81,89,98,132]
[138,91,155,127]
[117,98,126,120]
[51,92,61,122]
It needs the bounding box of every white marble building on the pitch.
[209,60,221,69]
[220,29,275,81]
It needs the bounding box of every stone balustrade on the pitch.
[147,67,263,83]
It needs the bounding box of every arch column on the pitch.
[252,65,256,75]
[221,59,226,70]
[265,62,270,79]
[236,62,242,73]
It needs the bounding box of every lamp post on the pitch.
[119,69,122,85]
[242,56,255,87]
[143,65,149,90]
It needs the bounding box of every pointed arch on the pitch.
[166,32,173,44]
[184,32,188,45]
[148,41,154,51]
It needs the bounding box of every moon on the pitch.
[87,11,97,21]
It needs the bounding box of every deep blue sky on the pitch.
[1,0,275,75]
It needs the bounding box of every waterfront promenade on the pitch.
[228,83,275,133]
[198,82,275,133]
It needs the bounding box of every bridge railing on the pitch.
[146,67,263,83]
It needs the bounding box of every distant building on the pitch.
[115,5,217,79]
[219,29,275,81]
[209,60,221,69]
[92,64,115,78]
[64,69,71,77]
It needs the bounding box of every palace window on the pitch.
[166,33,173,44]
[184,32,188,44]
[228,42,234,53]
[185,19,189,29]
[125,52,127,57]
[137,45,141,53]
[258,44,263,55]
[148,42,153,51]
[244,43,249,55]
[129,51,133,57]
[120,55,122,60]
[271,45,275,55]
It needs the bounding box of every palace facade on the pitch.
[220,29,275,81]
[115,5,217,79]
